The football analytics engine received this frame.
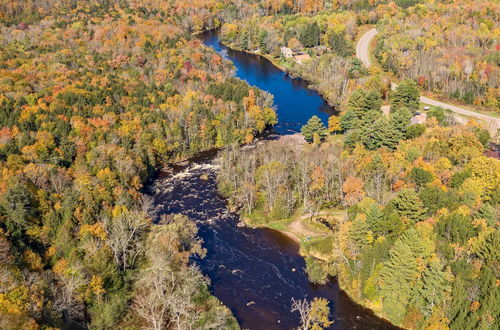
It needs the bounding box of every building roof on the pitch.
[280,47,293,56]
[294,54,311,64]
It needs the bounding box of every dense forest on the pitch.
[375,0,499,109]
[1,0,499,329]
[217,91,499,329]
[0,0,277,328]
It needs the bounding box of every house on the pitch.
[281,47,293,58]
[294,53,311,64]
[410,113,428,125]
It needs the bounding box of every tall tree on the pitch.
[391,189,427,222]
[392,80,420,112]
[300,22,320,48]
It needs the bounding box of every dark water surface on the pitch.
[199,30,333,134]
[149,31,397,329]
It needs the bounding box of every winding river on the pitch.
[149,31,397,329]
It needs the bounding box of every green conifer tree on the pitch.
[391,189,427,222]
[301,116,328,143]
[392,79,420,112]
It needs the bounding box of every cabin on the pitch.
[281,47,293,58]
[410,113,428,125]
[294,53,311,64]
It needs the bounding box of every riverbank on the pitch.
[238,207,402,329]
[217,38,343,111]
[196,30,401,329]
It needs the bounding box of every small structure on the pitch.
[410,113,428,125]
[281,47,293,58]
[294,53,311,64]
[423,106,430,110]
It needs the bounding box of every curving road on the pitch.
[356,28,500,132]
[356,28,378,68]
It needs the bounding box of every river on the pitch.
[200,30,333,134]
[148,31,397,329]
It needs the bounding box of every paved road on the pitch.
[356,28,378,68]
[356,28,500,132]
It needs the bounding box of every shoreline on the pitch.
[240,215,401,329]
[200,30,401,329]
[217,38,341,112]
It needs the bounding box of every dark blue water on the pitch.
[150,31,397,330]
[200,30,334,134]
[152,162,396,330]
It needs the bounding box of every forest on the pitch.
[0,0,498,329]
[219,0,499,112]
[0,0,276,328]
[217,88,499,329]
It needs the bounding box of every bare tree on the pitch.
[52,272,86,326]
[104,195,155,270]
[291,297,333,330]
[291,297,312,330]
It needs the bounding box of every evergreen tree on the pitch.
[340,109,358,131]
[392,79,420,112]
[366,204,385,235]
[391,189,427,222]
[405,124,426,139]
[347,89,382,119]
[474,230,499,267]
[349,215,371,251]
[379,238,419,323]
[361,118,400,150]
[408,167,433,190]
[328,29,352,57]
[411,258,452,317]
[301,115,328,143]
[436,214,476,245]
[390,106,412,138]
[419,186,457,216]
[398,228,434,258]
[365,90,383,112]
[379,228,435,323]
[300,22,320,48]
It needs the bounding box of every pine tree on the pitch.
[398,228,434,258]
[391,189,427,222]
[349,215,371,251]
[408,167,433,190]
[300,22,320,48]
[390,106,412,138]
[379,239,419,323]
[392,79,420,112]
[365,90,383,112]
[411,258,452,317]
[361,118,400,150]
[347,89,382,119]
[301,116,328,143]
[328,29,352,57]
[340,110,358,131]
[366,204,385,236]
[379,228,435,324]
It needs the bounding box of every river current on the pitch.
[148,31,397,329]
